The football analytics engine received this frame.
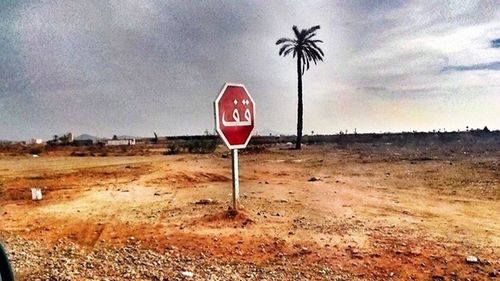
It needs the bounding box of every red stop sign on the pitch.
[214,83,256,149]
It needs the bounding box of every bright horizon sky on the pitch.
[1,0,499,141]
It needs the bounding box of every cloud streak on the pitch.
[441,61,500,72]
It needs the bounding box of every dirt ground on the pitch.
[0,143,499,280]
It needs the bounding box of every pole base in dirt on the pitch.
[227,207,238,218]
[231,149,240,211]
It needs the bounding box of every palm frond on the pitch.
[304,49,318,64]
[276,37,294,45]
[292,25,300,39]
[305,41,324,56]
[299,29,308,41]
[305,32,317,40]
[283,47,295,57]
[276,24,324,73]
[307,25,321,34]
[279,44,292,56]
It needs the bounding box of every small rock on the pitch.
[466,255,479,263]
[181,271,194,278]
[195,198,216,205]
[154,192,161,196]
[300,247,312,255]
[489,270,498,277]
[432,275,445,281]
[308,177,320,182]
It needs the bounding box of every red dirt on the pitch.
[1,144,498,280]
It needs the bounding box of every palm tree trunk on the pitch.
[296,53,303,150]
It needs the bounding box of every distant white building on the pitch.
[105,139,136,146]
[28,138,44,145]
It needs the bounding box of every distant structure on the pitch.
[106,139,136,146]
[28,138,43,145]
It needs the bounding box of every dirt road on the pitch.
[0,143,498,280]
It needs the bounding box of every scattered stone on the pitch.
[181,271,194,278]
[299,247,312,255]
[195,198,217,205]
[432,275,445,281]
[466,255,479,264]
[1,235,355,280]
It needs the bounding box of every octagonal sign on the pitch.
[214,83,255,149]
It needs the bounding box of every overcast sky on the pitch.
[1,0,499,140]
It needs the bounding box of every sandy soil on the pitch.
[0,143,498,280]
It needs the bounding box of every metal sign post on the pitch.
[231,149,239,210]
[214,83,255,213]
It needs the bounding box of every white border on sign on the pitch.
[214,82,256,150]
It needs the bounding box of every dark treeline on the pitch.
[143,130,500,147]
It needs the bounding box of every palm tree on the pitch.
[276,25,324,149]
